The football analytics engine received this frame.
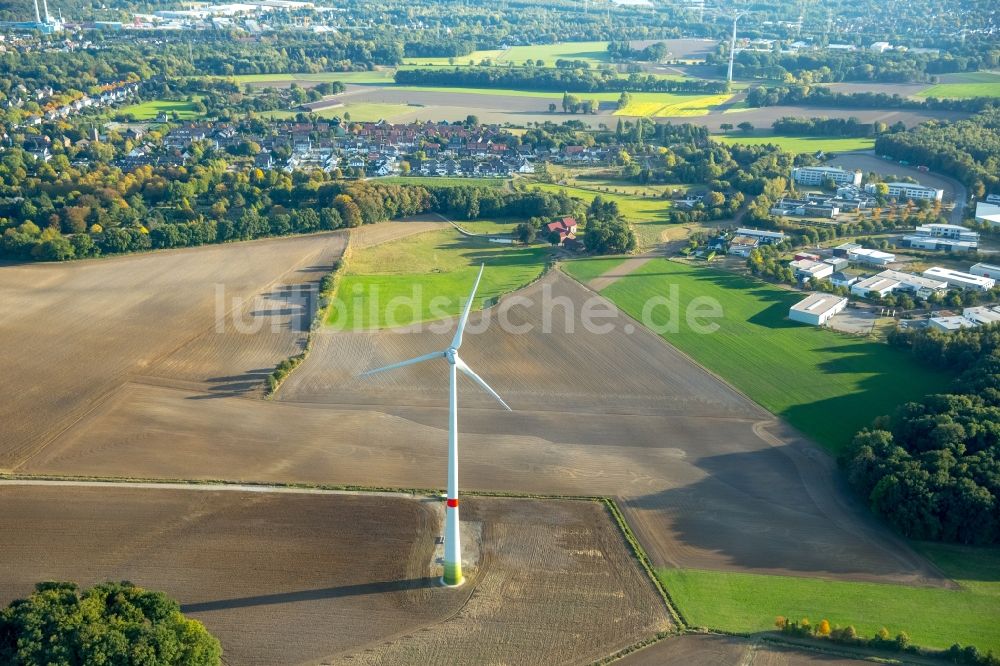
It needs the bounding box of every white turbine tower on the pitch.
[361,264,510,586]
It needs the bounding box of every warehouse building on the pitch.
[846,247,896,266]
[922,267,996,292]
[789,293,848,326]
[865,181,944,201]
[971,263,1000,280]
[876,269,948,297]
[851,275,900,298]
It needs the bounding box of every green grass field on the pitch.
[917,71,1000,99]
[402,41,610,68]
[374,176,507,189]
[528,182,673,248]
[326,228,550,329]
[713,134,876,153]
[120,98,204,120]
[579,259,948,453]
[658,565,1000,652]
[560,257,629,284]
[261,102,413,122]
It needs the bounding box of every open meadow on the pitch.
[328,227,551,329]
[713,133,877,154]
[917,71,1000,99]
[120,98,204,120]
[402,41,611,68]
[575,258,950,453]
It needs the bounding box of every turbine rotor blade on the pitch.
[454,355,512,411]
[451,263,485,350]
[359,350,446,377]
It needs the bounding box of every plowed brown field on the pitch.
[18,271,943,586]
[0,232,346,467]
[0,484,669,666]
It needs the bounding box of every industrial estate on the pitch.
[1,0,1000,664]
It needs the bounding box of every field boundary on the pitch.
[266,241,351,398]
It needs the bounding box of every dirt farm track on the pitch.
[0,227,951,662]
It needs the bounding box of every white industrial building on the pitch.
[876,269,948,297]
[964,306,1000,326]
[971,263,1000,280]
[929,316,979,332]
[903,224,978,252]
[790,259,834,283]
[851,276,900,298]
[831,271,859,288]
[974,202,1000,228]
[789,293,848,326]
[865,181,944,201]
[791,166,862,187]
[847,247,895,266]
[922,266,996,292]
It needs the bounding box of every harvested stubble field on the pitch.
[21,270,945,588]
[0,232,346,469]
[0,484,669,666]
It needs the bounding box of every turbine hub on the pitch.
[445,347,457,363]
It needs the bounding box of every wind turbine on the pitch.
[360,264,511,586]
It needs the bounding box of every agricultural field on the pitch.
[326,227,551,329]
[120,97,204,120]
[585,258,949,453]
[402,41,611,68]
[917,71,1000,99]
[262,102,414,122]
[619,634,865,665]
[658,565,1000,652]
[713,133,876,154]
[613,92,733,117]
[0,484,670,665]
[0,231,346,469]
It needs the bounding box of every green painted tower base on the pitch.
[442,561,464,587]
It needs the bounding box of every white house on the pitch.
[789,293,848,326]
[922,266,995,292]
[727,235,760,257]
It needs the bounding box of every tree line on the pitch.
[394,67,730,94]
[746,85,995,113]
[874,107,1000,195]
[845,324,1000,545]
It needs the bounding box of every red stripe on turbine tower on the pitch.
[446,498,459,508]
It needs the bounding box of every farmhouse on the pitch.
[727,234,760,257]
[971,262,1000,280]
[736,227,785,245]
[865,181,943,202]
[789,293,848,326]
[851,276,900,298]
[903,224,978,252]
[922,266,996,292]
[790,166,862,187]
[546,217,578,245]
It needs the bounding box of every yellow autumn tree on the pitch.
[817,619,831,637]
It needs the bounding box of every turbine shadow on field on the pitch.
[185,368,274,399]
[623,443,947,585]
[181,577,440,612]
